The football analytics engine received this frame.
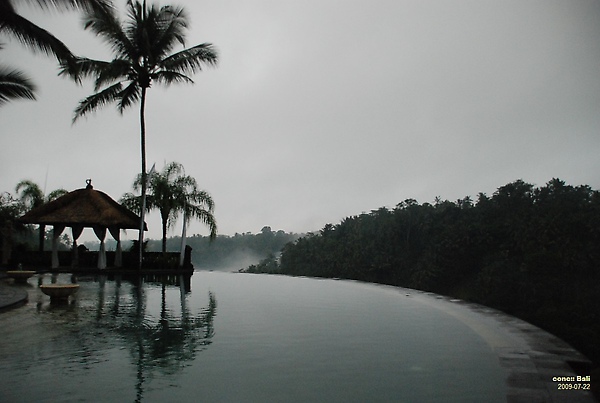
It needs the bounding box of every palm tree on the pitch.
[0,0,112,103]
[62,1,218,268]
[1,191,26,264]
[121,162,217,254]
[15,179,68,252]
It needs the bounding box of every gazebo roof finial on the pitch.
[86,179,93,189]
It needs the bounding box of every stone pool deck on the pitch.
[0,274,596,402]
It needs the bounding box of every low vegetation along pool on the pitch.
[0,271,511,402]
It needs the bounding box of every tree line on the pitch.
[245,178,600,366]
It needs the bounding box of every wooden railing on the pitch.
[5,246,193,271]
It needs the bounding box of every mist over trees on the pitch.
[245,178,600,366]
[83,226,300,271]
[183,226,300,270]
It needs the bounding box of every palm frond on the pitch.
[124,0,148,58]
[131,172,144,192]
[46,188,68,202]
[120,192,141,214]
[15,180,44,208]
[121,190,153,214]
[163,161,184,178]
[189,189,215,212]
[24,0,113,13]
[0,68,36,105]
[117,80,140,112]
[0,10,74,62]
[187,206,217,239]
[73,81,123,122]
[153,4,188,56]
[82,3,136,60]
[152,70,193,85]
[94,59,132,90]
[59,57,111,84]
[159,43,218,74]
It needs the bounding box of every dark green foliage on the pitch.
[264,179,600,366]
[1,191,72,265]
[245,253,280,274]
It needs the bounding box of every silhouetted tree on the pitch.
[15,180,67,251]
[0,191,25,264]
[122,162,216,254]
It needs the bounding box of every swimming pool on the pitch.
[0,271,509,402]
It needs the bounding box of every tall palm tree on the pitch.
[0,0,112,103]
[15,179,68,251]
[62,1,218,268]
[121,162,217,254]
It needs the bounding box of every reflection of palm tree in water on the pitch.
[91,275,217,401]
[132,278,216,402]
[151,280,216,368]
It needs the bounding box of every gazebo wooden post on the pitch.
[71,237,78,269]
[93,226,107,270]
[71,225,84,269]
[109,226,122,268]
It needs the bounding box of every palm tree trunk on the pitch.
[161,214,168,255]
[39,224,45,252]
[138,86,148,270]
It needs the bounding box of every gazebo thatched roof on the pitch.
[19,181,147,230]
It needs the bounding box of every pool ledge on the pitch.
[0,278,28,312]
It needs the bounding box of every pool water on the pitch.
[0,272,506,402]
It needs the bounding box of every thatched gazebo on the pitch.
[19,180,147,269]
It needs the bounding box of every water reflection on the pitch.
[1,272,510,402]
[21,274,217,402]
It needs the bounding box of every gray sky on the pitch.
[2,0,600,243]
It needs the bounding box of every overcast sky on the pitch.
[2,0,600,243]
